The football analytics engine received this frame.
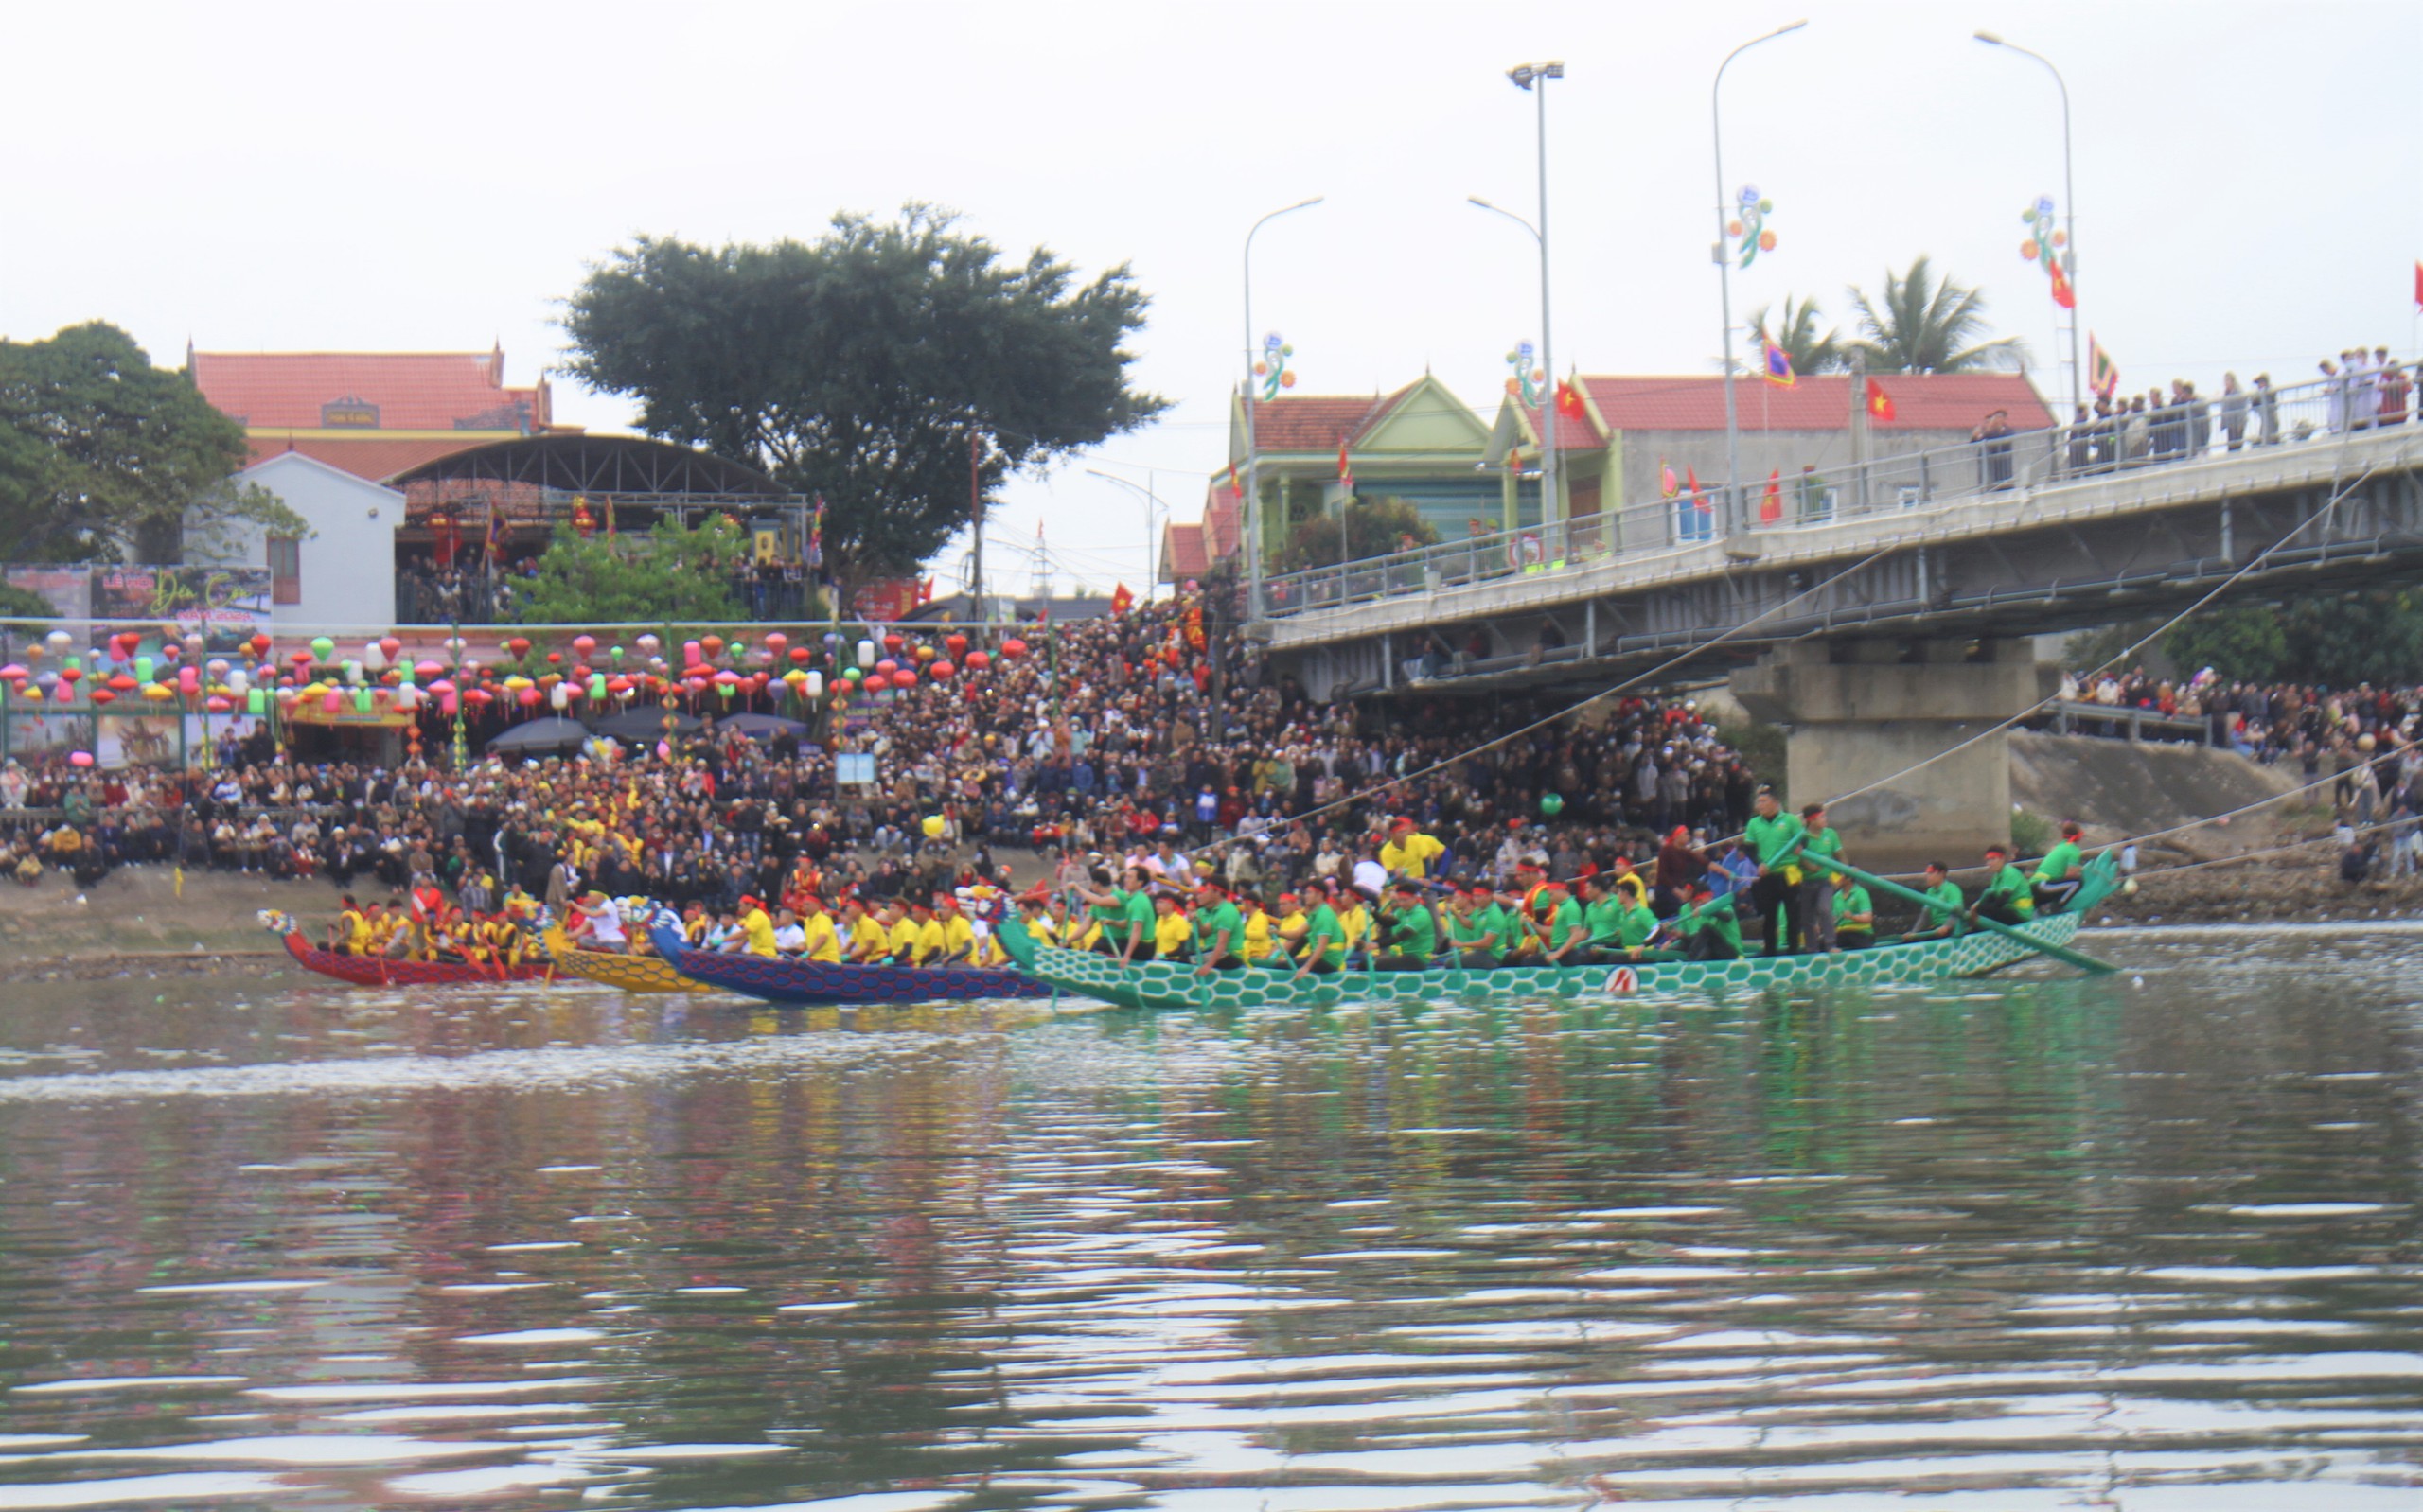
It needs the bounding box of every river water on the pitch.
[0,929,2417,1510]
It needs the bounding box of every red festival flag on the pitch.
[2047,258,2077,310]
[2087,335,2119,399]
[1660,459,1679,499]
[1864,378,1896,422]
[1554,378,1587,420]
[1686,465,1710,514]
[1760,469,1783,524]
[1336,436,1353,492]
[1110,583,1134,615]
[2414,259,2422,308]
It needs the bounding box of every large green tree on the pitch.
[563,207,1167,597]
[515,519,751,625]
[1746,293,1850,375]
[1846,257,2027,375]
[2167,589,2423,687]
[1275,497,1440,571]
[0,322,302,563]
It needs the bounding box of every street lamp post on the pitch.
[1712,20,1806,541]
[1086,467,1167,602]
[1506,61,1564,536]
[1976,31,2080,418]
[1243,196,1325,624]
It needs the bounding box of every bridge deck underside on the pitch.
[1277,437,2423,701]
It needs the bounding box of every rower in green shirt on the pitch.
[1970,845,2036,926]
[1906,862,1966,941]
[2030,820,2088,914]
[1447,885,1505,966]
[1831,879,1875,949]
[1581,874,1629,961]
[1537,883,1590,966]
[1192,879,1246,974]
[1613,877,1663,959]
[1375,880,1439,970]
[1291,883,1347,978]
[1797,804,1848,952]
[1674,882,1743,960]
[1119,872,1158,963]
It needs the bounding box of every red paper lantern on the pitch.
[891,669,917,689]
[944,633,967,659]
[929,659,955,679]
[964,650,989,672]
[1000,638,1028,660]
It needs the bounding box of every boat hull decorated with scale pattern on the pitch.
[541,927,699,993]
[647,923,1052,1005]
[993,911,2088,1011]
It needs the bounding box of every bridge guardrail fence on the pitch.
[1260,367,2406,618]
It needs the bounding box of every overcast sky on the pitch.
[4,1,2416,594]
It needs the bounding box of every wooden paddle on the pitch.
[1813,856,2118,976]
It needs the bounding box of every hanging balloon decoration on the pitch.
[1728,185,1776,268]
[2020,195,2075,308]
[1504,341,1545,408]
[1255,331,1298,399]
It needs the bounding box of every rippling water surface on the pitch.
[0,931,2417,1510]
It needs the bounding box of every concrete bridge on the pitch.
[1257,396,2423,863]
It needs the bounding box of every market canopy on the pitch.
[484,716,592,756]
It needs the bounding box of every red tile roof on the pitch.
[1580,373,2051,432]
[1245,388,1406,453]
[1203,489,1242,562]
[1161,521,1210,580]
[243,433,490,483]
[1506,401,1604,452]
[193,348,550,431]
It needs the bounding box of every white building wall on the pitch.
[190,451,400,633]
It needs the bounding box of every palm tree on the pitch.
[1745,294,1849,375]
[1845,256,2028,374]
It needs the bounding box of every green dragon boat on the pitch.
[994,856,2120,1011]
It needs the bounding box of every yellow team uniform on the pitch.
[849,915,889,959]
[886,917,923,962]
[1380,832,1445,878]
[1339,903,1371,953]
[1243,909,1275,961]
[338,908,369,954]
[799,913,841,964]
[1153,910,1194,959]
[1059,913,1102,951]
[938,915,976,963]
[914,917,947,963]
[738,906,778,958]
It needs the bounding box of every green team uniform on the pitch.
[1448,906,1502,962]
[1981,863,2036,917]
[1677,894,1743,954]
[1617,900,1660,952]
[2032,839,2082,886]
[1919,880,1965,932]
[1200,899,1244,960]
[1302,903,1346,969]
[1121,889,1158,954]
[1743,811,1804,870]
[1384,903,1438,959]
[1583,894,1629,949]
[1831,882,1875,943]
[1547,896,1586,958]
[1799,825,1846,877]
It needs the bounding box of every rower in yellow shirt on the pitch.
[1241,897,1276,961]
[910,901,948,966]
[933,896,978,965]
[1379,816,1446,879]
[329,895,371,956]
[1052,898,1101,951]
[734,895,779,958]
[883,904,924,965]
[842,900,890,962]
[796,897,841,964]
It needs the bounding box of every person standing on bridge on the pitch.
[2220,374,2250,452]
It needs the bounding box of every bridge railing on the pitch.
[1260,366,2406,619]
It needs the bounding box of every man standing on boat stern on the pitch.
[1742,788,1805,955]
[1797,805,1846,953]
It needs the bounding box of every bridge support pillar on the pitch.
[1730,639,2059,868]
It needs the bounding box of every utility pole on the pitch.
[968,431,984,624]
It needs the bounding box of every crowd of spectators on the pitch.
[0,589,1766,918]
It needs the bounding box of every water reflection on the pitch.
[0,934,2415,1508]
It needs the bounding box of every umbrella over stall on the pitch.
[484,716,592,757]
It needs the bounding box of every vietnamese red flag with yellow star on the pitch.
[1864,378,1896,422]
[1110,583,1133,615]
